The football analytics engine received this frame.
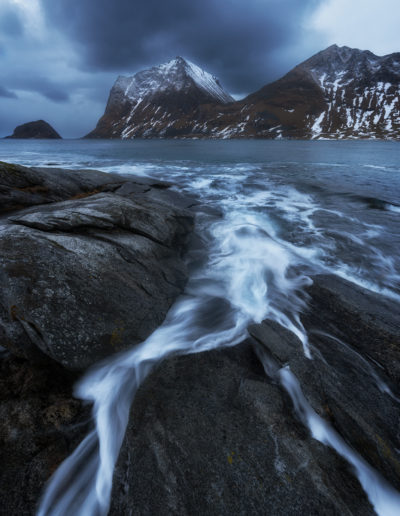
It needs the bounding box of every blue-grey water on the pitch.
[2,139,399,298]
[1,140,400,515]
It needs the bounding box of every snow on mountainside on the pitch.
[300,45,400,138]
[86,46,400,139]
[114,57,233,105]
[205,45,400,140]
[86,57,234,139]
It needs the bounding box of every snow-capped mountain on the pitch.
[86,46,400,139]
[221,45,400,139]
[301,45,400,138]
[86,57,234,138]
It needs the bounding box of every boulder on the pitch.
[0,160,156,214]
[0,162,194,369]
[110,342,373,515]
[303,274,400,385]
[0,350,90,516]
[249,274,400,491]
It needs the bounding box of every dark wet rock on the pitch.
[249,274,400,492]
[303,274,400,385]
[0,161,130,214]
[5,120,62,139]
[0,162,194,369]
[110,342,373,515]
[0,351,90,516]
[0,161,195,514]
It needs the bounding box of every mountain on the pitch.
[6,120,62,139]
[229,44,400,139]
[86,57,234,138]
[86,46,400,140]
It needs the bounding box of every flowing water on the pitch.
[1,139,400,515]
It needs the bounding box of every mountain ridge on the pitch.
[86,56,234,139]
[86,46,400,140]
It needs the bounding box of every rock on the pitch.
[0,162,194,369]
[5,120,62,139]
[0,161,131,214]
[110,342,373,515]
[0,351,90,516]
[249,274,400,492]
[303,274,400,385]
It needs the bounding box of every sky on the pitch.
[0,0,399,138]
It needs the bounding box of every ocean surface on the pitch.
[2,139,399,299]
[1,139,400,515]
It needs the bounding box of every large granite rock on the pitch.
[302,274,400,385]
[0,162,194,369]
[110,342,373,515]
[0,161,195,515]
[109,273,400,514]
[249,274,400,491]
[0,160,170,214]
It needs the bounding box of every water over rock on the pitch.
[110,341,374,515]
[249,274,400,492]
[109,273,400,514]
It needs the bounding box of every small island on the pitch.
[5,120,62,139]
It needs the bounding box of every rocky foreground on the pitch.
[110,276,400,516]
[0,161,399,515]
[0,161,194,513]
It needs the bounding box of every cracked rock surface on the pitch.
[0,161,194,515]
[0,161,194,370]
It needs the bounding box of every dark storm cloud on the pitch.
[6,74,70,103]
[42,0,323,92]
[39,85,70,102]
[0,85,17,98]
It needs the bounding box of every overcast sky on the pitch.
[0,0,399,138]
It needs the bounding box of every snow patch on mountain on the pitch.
[114,57,233,105]
[304,46,400,139]
[184,59,234,104]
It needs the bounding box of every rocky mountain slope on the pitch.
[6,120,61,139]
[86,46,400,139]
[86,57,234,138]
[231,44,400,139]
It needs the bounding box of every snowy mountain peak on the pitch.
[113,57,233,105]
[291,45,400,139]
